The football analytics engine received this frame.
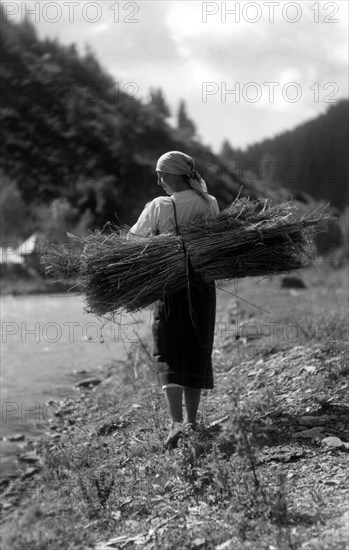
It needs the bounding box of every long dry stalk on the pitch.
[42,198,330,315]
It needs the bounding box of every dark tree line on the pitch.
[220,100,349,210]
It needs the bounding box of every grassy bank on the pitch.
[0,265,76,295]
[1,264,348,550]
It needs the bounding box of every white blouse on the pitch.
[129,190,219,236]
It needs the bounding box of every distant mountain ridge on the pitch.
[221,100,349,210]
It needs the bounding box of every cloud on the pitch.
[17,0,349,150]
[159,1,348,148]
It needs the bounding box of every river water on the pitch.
[1,293,152,478]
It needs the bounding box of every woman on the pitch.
[129,151,219,448]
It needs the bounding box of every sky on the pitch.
[4,0,348,152]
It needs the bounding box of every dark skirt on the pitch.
[152,279,216,389]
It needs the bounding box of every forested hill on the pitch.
[0,15,241,241]
[221,100,349,210]
[1,14,347,244]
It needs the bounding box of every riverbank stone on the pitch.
[74,378,102,389]
[293,427,324,439]
[20,467,39,481]
[321,436,347,450]
[7,434,25,442]
[298,415,330,427]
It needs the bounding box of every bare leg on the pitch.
[184,388,201,427]
[163,387,184,448]
[163,387,183,423]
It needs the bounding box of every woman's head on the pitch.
[156,151,196,178]
[156,151,208,198]
[157,171,190,194]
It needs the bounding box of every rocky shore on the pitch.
[1,267,348,550]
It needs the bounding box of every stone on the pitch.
[281,276,307,289]
[20,467,39,480]
[17,451,38,463]
[293,427,324,439]
[74,378,102,389]
[192,538,206,548]
[97,421,124,437]
[262,448,306,463]
[2,502,14,510]
[321,436,345,449]
[72,368,88,375]
[216,538,239,550]
[299,366,317,375]
[7,433,25,442]
[298,415,330,427]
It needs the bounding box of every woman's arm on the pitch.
[128,200,158,237]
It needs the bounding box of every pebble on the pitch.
[1,502,14,510]
[7,434,25,442]
[298,415,330,427]
[215,538,238,550]
[20,467,39,480]
[321,436,347,450]
[299,365,317,375]
[72,368,88,375]
[192,538,206,548]
[17,451,38,463]
[293,427,324,439]
[74,378,102,389]
[49,433,61,440]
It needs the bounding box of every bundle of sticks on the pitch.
[42,198,329,316]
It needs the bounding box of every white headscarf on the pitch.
[156,151,208,200]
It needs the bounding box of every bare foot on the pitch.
[164,422,183,449]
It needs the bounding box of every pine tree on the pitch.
[177,100,196,140]
[220,139,235,160]
[148,88,170,120]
